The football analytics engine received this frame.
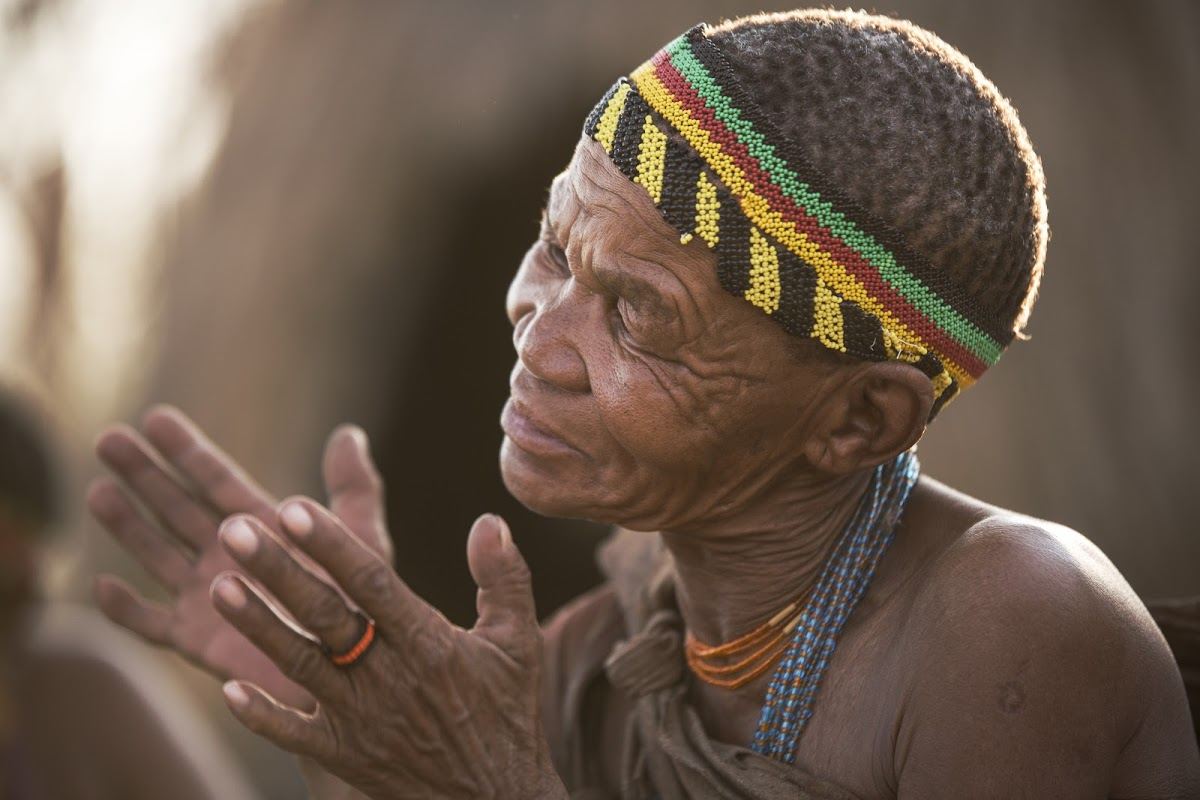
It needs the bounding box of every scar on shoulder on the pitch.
[997,679,1026,714]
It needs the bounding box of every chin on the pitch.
[499,438,665,531]
[499,438,612,521]
[500,438,579,516]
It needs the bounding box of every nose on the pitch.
[512,286,591,395]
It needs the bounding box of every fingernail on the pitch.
[223,681,250,709]
[281,502,313,538]
[495,516,513,550]
[347,426,369,451]
[221,519,259,558]
[215,576,247,609]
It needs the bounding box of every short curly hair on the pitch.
[707,10,1048,338]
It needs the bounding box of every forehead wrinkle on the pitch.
[577,189,726,342]
[601,247,693,319]
[569,138,743,338]
[570,160,684,281]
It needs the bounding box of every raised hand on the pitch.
[88,406,391,709]
[211,501,566,800]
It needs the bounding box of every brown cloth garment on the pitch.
[541,530,863,800]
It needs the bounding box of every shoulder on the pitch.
[906,513,1170,714]
[892,513,1197,793]
[20,604,258,800]
[20,603,209,744]
[911,514,1160,665]
[20,603,151,697]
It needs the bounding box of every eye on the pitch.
[615,297,635,327]
[549,243,570,272]
[542,240,570,277]
[612,297,646,341]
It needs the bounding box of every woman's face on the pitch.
[500,136,842,532]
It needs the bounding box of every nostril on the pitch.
[513,313,534,349]
[514,309,590,395]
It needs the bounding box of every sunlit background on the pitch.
[2,0,1197,795]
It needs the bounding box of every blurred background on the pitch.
[1,0,1196,795]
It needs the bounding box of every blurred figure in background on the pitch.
[0,387,257,799]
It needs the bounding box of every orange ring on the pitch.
[330,618,376,667]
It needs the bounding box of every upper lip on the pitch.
[505,373,586,457]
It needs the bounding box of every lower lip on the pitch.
[501,400,579,458]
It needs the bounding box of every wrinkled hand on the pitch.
[88,406,391,709]
[211,501,565,800]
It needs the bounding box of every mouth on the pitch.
[501,397,582,459]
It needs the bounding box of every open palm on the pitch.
[88,406,391,710]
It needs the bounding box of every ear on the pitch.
[802,361,933,475]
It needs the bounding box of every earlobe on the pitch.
[802,363,932,475]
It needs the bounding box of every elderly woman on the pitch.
[87,10,1198,800]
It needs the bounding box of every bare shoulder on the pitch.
[19,604,258,800]
[20,603,158,696]
[894,510,1200,795]
[910,512,1169,686]
[915,511,1151,637]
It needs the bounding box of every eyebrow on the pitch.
[542,180,677,320]
[593,257,676,321]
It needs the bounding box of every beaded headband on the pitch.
[583,25,1016,417]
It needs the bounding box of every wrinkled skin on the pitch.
[211,504,557,800]
[91,408,558,799]
[500,140,918,532]
[90,137,1200,800]
[90,408,393,711]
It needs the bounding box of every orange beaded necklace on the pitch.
[684,591,812,690]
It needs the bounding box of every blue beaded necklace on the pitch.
[750,450,920,762]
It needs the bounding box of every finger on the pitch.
[142,405,277,523]
[95,425,216,550]
[222,680,330,759]
[93,574,172,647]
[277,497,426,631]
[322,425,390,560]
[219,515,363,653]
[87,477,191,592]
[211,572,344,701]
[466,515,538,655]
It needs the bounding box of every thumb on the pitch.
[467,514,538,654]
[322,424,391,561]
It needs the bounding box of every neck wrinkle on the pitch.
[661,466,873,650]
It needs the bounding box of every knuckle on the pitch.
[506,557,533,586]
[286,639,326,684]
[300,591,348,633]
[409,623,452,672]
[347,560,394,600]
[361,465,384,495]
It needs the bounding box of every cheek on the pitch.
[594,351,754,471]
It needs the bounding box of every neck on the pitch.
[662,467,872,648]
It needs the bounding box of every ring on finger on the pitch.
[325,611,376,668]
